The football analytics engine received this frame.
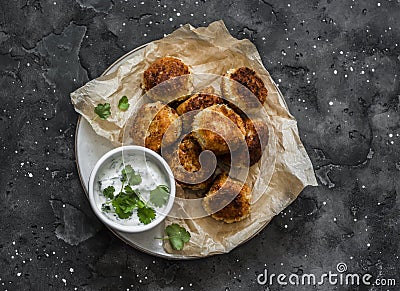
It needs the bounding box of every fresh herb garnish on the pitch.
[165,224,191,250]
[112,190,141,219]
[150,185,170,207]
[137,206,156,224]
[99,165,157,225]
[94,103,111,120]
[121,165,142,186]
[118,96,130,111]
[103,186,115,199]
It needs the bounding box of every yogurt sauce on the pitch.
[95,153,170,226]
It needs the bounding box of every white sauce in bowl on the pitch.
[94,153,170,226]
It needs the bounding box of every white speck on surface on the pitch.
[329,101,334,106]
[377,2,381,6]
[169,17,173,21]
[389,133,393,138]
[333,70,337,75]
[367,243,371,247]
[28,172,33,178]
[69,268,74,273]
[17,273,21,277]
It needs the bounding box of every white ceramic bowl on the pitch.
[88,145,176,233]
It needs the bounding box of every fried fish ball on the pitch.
[166,133,215,190]
[221,118,269,166]
[202,173,251,223]
[142,57,190,102]
[192,104,246,155]
[129,102,181,153]
[176,90,224,115]
[222,67,268,110]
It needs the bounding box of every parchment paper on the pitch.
[71,20,318,257]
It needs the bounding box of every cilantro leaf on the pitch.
[103,186,115,199]
[112,190,140,219]
[165,224,191,250]
[118,96,130,111]
[150,185,170,207]
[94,103,111,120]
[121,165,142,185]
[137,206,156,225]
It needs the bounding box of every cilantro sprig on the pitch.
[94,103,111,120]
[121,165,142,186]
[118,96,130,111]
[163,224,191,251]
[150,185,170,208]
[93,96,129,121]
[100,165,157,225]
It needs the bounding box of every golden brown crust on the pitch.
[221,67,268,111]
[176,92,224,115]
[192,104,246,155]
[220,118,269,167]
[129,102,181,153]
[165,133,214,190]
[202,173,251,223]
[143,57,190,91]
[230,67,268,105]
[245,118,269,165]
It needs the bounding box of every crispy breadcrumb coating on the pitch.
[203,173,251,223]
[222,67,268,110]
[176,92,224,115]
[143,57,191,102]
[192,104,246,155]
[221,118,269,166]
[165,133,214,190]
[129,102,181,153]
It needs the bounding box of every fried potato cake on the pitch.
[221,117,269,167]
[165,133,215,190]
[222,67,268,110]
[192,104,246,155]
[176,89,224,115]
[142,57,191,102]
[202,173,251,223]
[129,101,181,153]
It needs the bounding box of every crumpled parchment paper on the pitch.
[71,20,318,257]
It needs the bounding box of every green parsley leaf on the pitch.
[121,165,142,185]
[150,185,170,207]
[94,103,111,120]
[118,96,130,111]
[165,224,191,250]
[137,206,156,225]
[103,186,115,199]
[112,190,140,219]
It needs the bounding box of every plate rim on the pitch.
[74,43,276,260]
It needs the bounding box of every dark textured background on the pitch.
[1,0,399,290]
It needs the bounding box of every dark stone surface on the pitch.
[1,0,399,290]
